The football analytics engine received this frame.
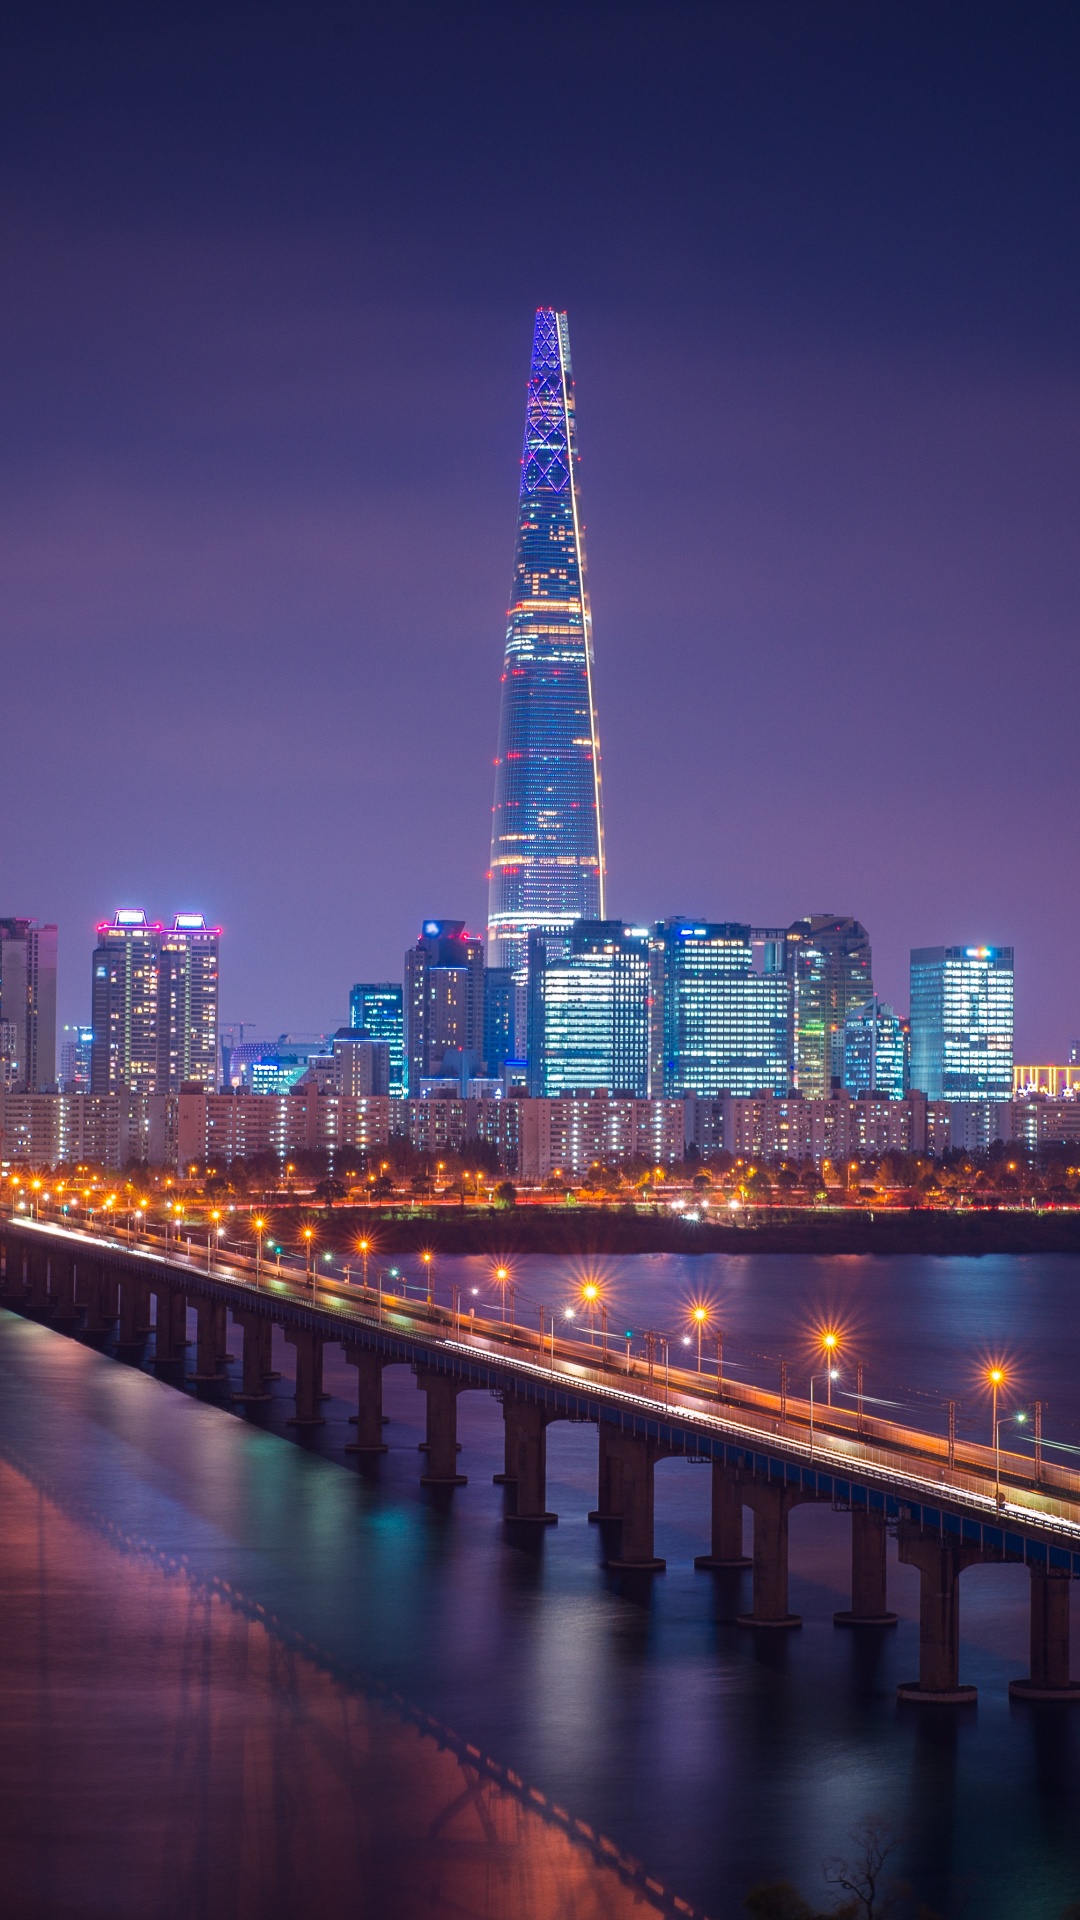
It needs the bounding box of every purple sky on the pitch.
[2,3,1079,1056]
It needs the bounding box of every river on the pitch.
[0,1250,1078,1919]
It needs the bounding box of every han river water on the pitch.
[1,1250,1079,1919]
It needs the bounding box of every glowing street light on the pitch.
[494,1264,515,1328]
[820,1330,840,1407]
[690,1302,709,1372]
[420,1249,434,1306]
[357,1237,371,1291]
[253,1216,266,1284]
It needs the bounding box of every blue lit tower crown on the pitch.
[487,309,605,973]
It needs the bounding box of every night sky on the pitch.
[3,2,1078,1054]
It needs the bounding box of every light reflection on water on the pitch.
[0,1250,1078,1919]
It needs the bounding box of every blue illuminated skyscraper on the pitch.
[487,310,605,975]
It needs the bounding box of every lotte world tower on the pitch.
[486,309,606,974]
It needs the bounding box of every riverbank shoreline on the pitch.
[291,1206,1080,1259]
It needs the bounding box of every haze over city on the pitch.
[3,4,1079,1054]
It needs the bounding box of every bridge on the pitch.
[2,1212,1078,1707]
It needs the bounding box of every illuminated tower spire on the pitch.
[486,309,605,972]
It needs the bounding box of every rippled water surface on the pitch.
[1,1250,1079,1919]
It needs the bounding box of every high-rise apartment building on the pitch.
[909,945,1014,1102]
[787,916,873,1100]
[0,919,58,1091]
[650,919,791,1098]
[349,983,405,1098]
[91,912,162,1094]
[331,1028,391,1098]
[842,997,907,1100]
[159,914,220,1091]
[404,922,485,1093]
[91,910,220,1095]
[527,921,650,1098]
[487,309,605,976]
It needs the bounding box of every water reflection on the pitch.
[0,1456,688,1920]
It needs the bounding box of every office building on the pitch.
[482,966,515,1078]
[527,921,649,1098]
[159,914,220,1091]
[404,921,485,1093]
[487,309,605,975]
[842,997,907,1100]
[349,982,405,1097]
[59,1024,94,1093]
[650,919,791,1098]
[909,945,1014,1102]
[0,918,58,1091]
[787,916,874,1099]
[331,1028,391,1098]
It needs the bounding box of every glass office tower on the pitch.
[487,310,605,975]
[788,916,874,1099]
[909,946,1014,1101]
[842,997,907,1099]
[527,922,649,1097]
[349,982,405,1098]
[650,919,791,1097]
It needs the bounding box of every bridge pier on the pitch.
[82,1263,117,1336]
[27,1248,50,1314]
[286,1329,325,1426]
[415,1370,467,1484]
[232,1312,273,1402]
[1,1243,28,1304]
[589,1421,625,1522]
[737,1484,809,1627]
[896,1524,981,1702]
[502,1399,557,1523]
[1010,1570,1080,1700]
[695,1463,751,1569]
[345,1346,388,1451]
[117,1276,149,1345]
[834,1509,897,1626]
[153,1286,188,1366]
[603,1430,668,1570]
[190,1298,229,1382]
[51,1255,80,1326]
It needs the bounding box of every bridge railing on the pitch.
[7,1210,1080,1516]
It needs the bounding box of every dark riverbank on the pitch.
[295,1205,1080,1259]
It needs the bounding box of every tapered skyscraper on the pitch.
[487,309,605,974]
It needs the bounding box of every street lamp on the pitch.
[994,1407,1026,1508]
[820,1330,840,1407]
[208,1209,221,1272]
[421,1249,434,1306]
[580,1279,606,1352]
[253,1217,266,1284]
[690,1302,709,1372]
[302,1226,315,1285]
[494,1264,515,1327]
[358,1237,370,1292]
[808,1368,839,1457]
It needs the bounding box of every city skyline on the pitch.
[4,10,1078,1059]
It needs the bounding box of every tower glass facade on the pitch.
[788,916,874,1100]
[527,922,649,1098]
[909,945,1014,1101]
[349,983,405,1098]
[650,919,791,1097]
[842,997,906,1099]
[487,310,605,975]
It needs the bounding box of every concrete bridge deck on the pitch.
[2,1212,1078,1706]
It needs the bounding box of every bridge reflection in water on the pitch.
[3,1216,1079,1709]
[0,1455,689,1920]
